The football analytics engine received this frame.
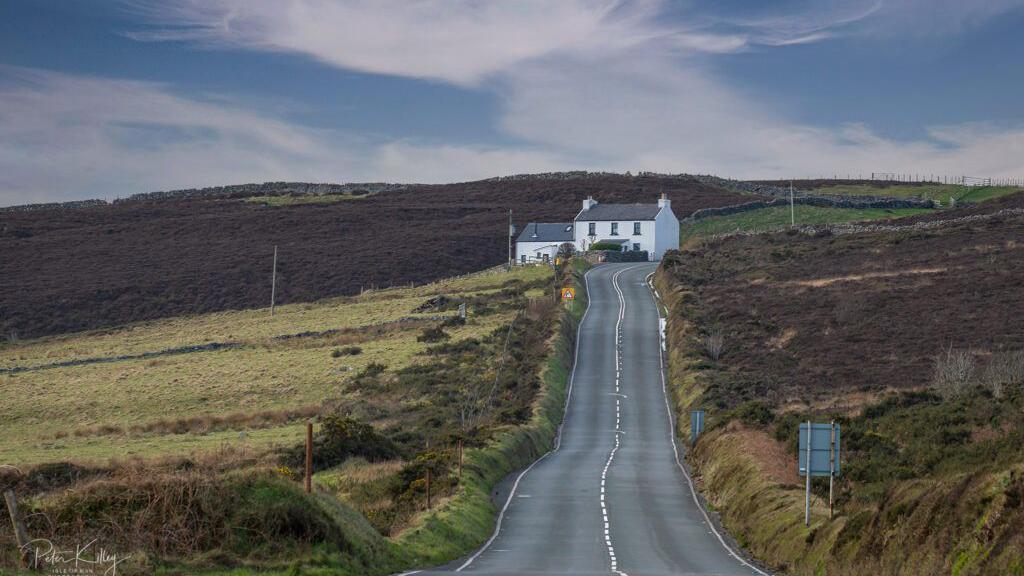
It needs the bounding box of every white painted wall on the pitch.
[515,241,560,264]
[653,203,680,260]
[574,218,658,259]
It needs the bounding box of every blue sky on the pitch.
[1,0,1023,205]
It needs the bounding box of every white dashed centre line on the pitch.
[601,267,635,576]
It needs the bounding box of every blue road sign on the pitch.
[690,410,705,445]
[798,422,841,477]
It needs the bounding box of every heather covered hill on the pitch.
[0,173,751,338]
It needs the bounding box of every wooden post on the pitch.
[458,440,463,481]
[305,421,313,494]
[270,245,278,316]
[425,467,432,509]
[4,490,34,569]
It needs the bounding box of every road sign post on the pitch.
[798,421,841,526]
[690,410,705,446]
[560,287,575,308]
[804,421,811,526]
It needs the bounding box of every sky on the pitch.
[1,0,1023,205]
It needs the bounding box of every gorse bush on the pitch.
[284,413,398,471]
[417,325,450,343]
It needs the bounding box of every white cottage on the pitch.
[574,194,679,260]
[515,222,574,264]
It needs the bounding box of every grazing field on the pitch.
[679,205,932,245]
[751,178,1020,204]
[0,173,752,340]
[1,261,587,574]
[0,265,553,466]
[656,192,1024,575]
[808,183,1019,204]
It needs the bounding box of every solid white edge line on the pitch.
[644,271,771,576]
[455,266,596,572]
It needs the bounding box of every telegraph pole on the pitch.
[507,209,513,271]
[270,245,278,315]
[790,181,795,228]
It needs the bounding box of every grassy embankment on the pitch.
[656,204,1024,575]
[680,182,1023,246]
[809,183,1019,205]
[679,205,931,245]
[1,261,590,574]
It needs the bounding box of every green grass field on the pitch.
[680,205,933,244]
[244,193,371,206]
[0,265,554,466]
[810,183,1019,204]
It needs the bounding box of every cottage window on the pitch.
[588,222,596,236]
[633,222,641,235]
[611,222,619,236]
[633,243,640,251]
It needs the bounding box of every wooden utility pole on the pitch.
[425,467,432,509]
[4,490,33,569]
[458,440,463,480]
[304,421,313,493]
[270,245,279,315]
[507,209,513,271]
[789,181,795,228]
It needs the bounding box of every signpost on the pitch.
[798,421,841,525]
[690,410,705,445]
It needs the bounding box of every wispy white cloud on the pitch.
[4,1,1023,204]
[0,66,573,205]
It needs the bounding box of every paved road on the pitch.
[418,263,767,576]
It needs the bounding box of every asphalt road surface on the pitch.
[416,263,768,576]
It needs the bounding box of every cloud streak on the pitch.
[3,1,1023,204]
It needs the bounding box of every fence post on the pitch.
[305,421,313,493]
[4,490,34,570]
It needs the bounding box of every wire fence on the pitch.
[866,173,1023,187]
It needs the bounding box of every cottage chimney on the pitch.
[582,196,597,211]
[658,192,670,209]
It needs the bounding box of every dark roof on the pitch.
[516,222,574,243]
[574,203,661,221]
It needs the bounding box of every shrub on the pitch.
[442,315,466,327]
[285,413,398,470]
[357,362,386,378]
[417,325,450,343]
[979,350,1024,399]
[933,346,976,399]
[703,328,725,360]
[331,346,362,358]
[590,241,625,251]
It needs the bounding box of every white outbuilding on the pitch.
[574,194,679,260]
[515,222,574,264]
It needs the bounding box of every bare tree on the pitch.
[933,346,976,399]
[980,350,1024,399]
[704,328,725,361]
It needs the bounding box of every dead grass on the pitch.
[782,267,946,288]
